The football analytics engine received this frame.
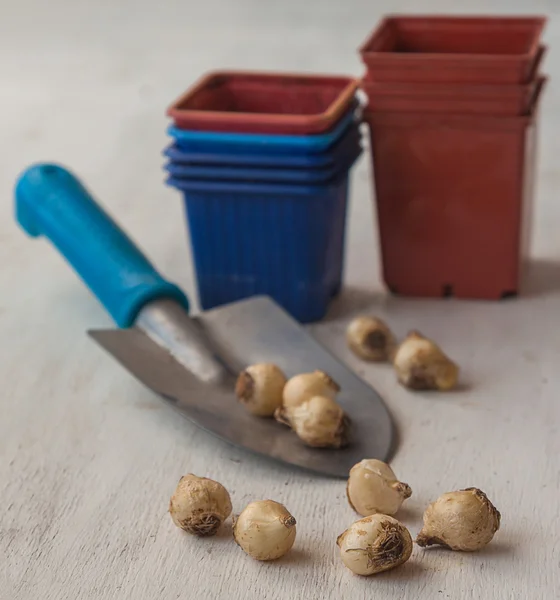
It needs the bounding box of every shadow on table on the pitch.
[418,540,513,558]
[523,258,560,297]
[274,548,311,567]
[325,259,560,319]
[215,520,233,541]
[374,559,428,582]
[325,286,382,321]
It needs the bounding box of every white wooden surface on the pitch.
[1,1,560,598]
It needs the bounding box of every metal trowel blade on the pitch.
[89,296,394,478]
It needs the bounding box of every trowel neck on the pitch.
[136,299,228,385]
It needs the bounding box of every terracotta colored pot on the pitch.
[167,71,358,134]
[361,46,546,116]
[359,16,546,84]
[365,78,546,300]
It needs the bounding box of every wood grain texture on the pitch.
[1,0,559,598]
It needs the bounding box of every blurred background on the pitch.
[3,0,558,315]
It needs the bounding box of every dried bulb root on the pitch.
[233,500,296,561]
[235,363,287,417]
[169,474,232,537]
[346,316,396,362]
[416,488,501,551]
[282,370,340,410]
[337,514,413,576]
[393,331,459,391]
[347,459,412,516]
[275,395,348,448]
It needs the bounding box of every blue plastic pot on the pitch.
[167,174,352,322]
[163,125,362,169]
[164,144,363,184]
[168,109,358,155]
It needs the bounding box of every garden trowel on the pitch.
[15,164,394,477]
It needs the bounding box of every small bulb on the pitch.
[347,316,396,362]
[233,500,296,561]
[282,370,340,410]
[235,363,287,417]
[337,514,413,576]
[416,488,500,551]
[393,331,459,391]
[347,459,412,516]
[276,395,348,448]
[169,474,232,537]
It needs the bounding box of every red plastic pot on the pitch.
[167,71,358,134]
[360,16,546,84]
[362,45,546,116]
[365,77,546,300]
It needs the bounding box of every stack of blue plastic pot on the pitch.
[165,71,362,322]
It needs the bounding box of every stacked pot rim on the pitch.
[165,70,363,322]
[359,15,548,301]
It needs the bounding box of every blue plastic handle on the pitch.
[15,163,189,327]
